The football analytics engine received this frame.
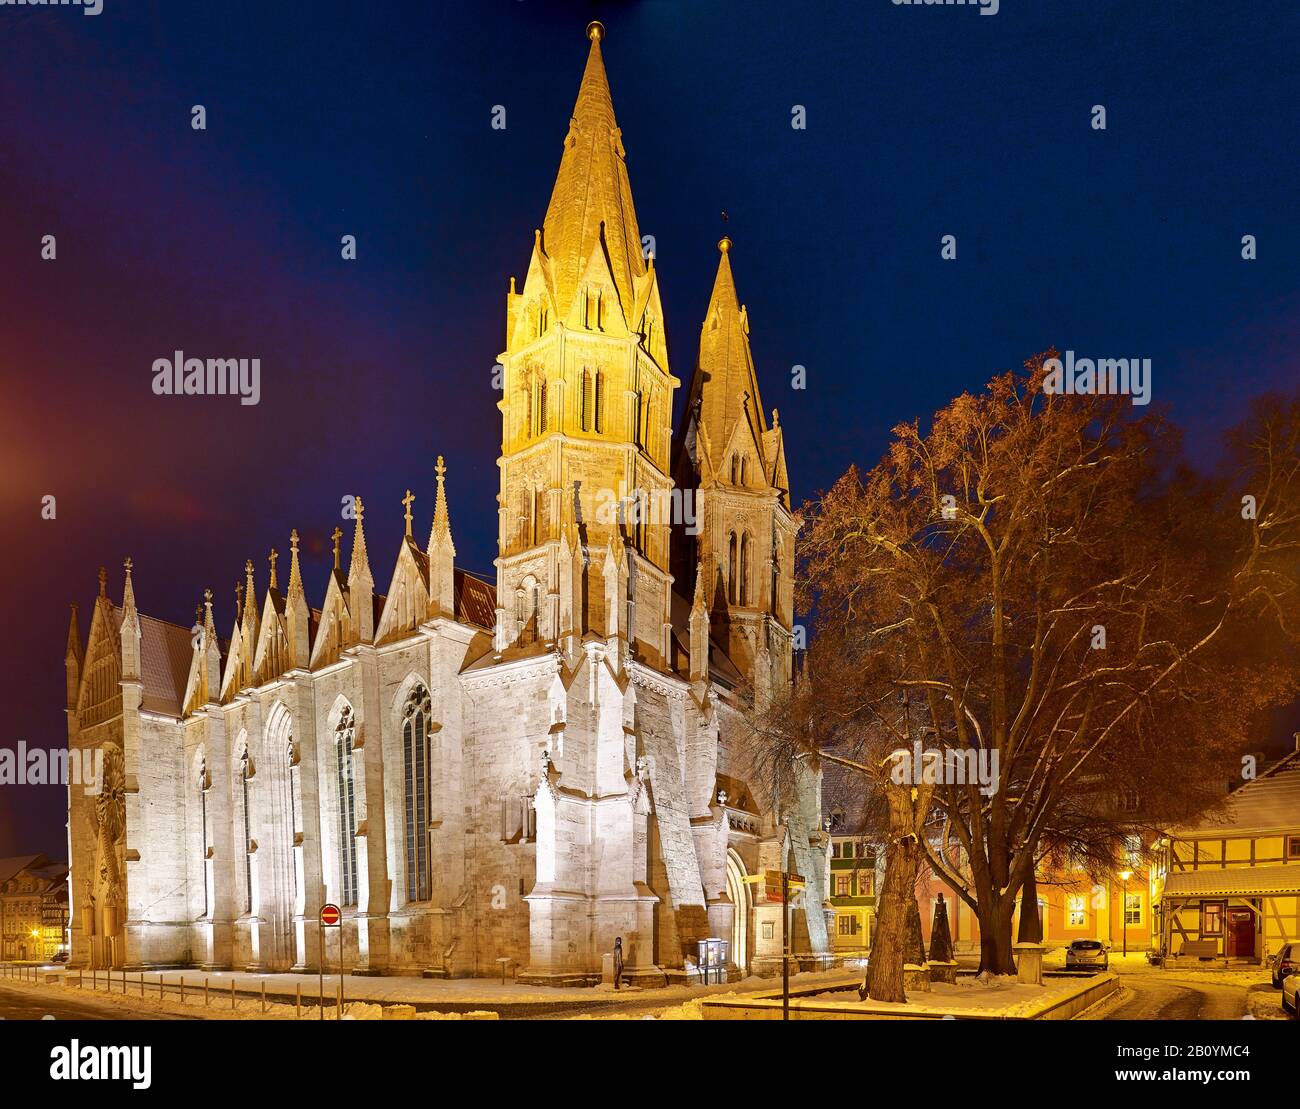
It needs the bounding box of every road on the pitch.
[1100,972,1255,1020]
[0,983,194,1021]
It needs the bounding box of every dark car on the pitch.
[50,950,69,964]
[1065,939,1110,970]
[1271,943,1297,988]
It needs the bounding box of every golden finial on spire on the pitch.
[402,490,415,537]
[290,528,299,552]
[331,526,343,570]
[268,548,279,589]
[718,236,732,254]
[123,556,133,575]
[586,20,604,43]
[245,559,254,576]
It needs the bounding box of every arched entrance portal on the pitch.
[725,850,751,976]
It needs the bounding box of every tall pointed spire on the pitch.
[65,602,83,663]
[688,237,767,464]
[287,530,304,600]
[65,602,83,711]
[121,557,137,620]
[348,496,371,584]
[427,457,456,620]
[286,530,309,665]
[348,496,375,643]
[428,456,455,554]
[540,21,645,318]
[120,557,141,681]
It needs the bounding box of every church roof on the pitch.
[540,23,645,319]
[455,569,496,630]
[112,605,193,717]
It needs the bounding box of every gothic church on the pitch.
[64,22,829,983]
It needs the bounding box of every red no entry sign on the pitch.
[320,903,341,926]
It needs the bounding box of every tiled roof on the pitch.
[0,855,48,885]
[109,606,193,718]
[455,570,496,630]
[138,613,194,717]
[1164,863,1300,898]
[1173,751,1300,837]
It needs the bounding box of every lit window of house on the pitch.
[1068,895,1087,927]
[1124,893,1143,926]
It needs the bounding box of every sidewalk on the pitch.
[3,962,854,1019]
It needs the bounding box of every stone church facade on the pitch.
[64,22,830,984]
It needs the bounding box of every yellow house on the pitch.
[1152,747,1300,963]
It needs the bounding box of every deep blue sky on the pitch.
[2,0,1297,856]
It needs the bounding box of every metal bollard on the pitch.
[179,976,185,1004]
[231,978,236,1011]
[261,981,266,1014]
[296,983,301,1019]
[205,978,210,1007]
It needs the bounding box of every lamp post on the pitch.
[1118,870,1133,957]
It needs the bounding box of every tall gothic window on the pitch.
[771,536,780,617]
[335,707,358,907]
[727,532,739,605]
[198,757,210,919]
[739,532,751,606]
[594,371,605,433]
[581,368,593,431]
[532,377,548,437]
[287,742,299,912]
[402,685,433,902]
[240,747,253,914]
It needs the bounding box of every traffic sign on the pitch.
[320,903,341,927]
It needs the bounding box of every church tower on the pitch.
[495,21,679,669]
[674,237,796,701]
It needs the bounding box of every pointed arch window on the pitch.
[739,532,751,607]
[730,455,740,486]
[581,368,593,432]
[335,707,359,907]
[402,686,433,902]
[771,535,780,617]
[594,371,606,434]
[240,746,253,914]
[198,756,211,919]
[728,532,739,605]
[287,740,300,914]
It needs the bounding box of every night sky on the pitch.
[2,0,1297,857]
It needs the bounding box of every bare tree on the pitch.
[753,361,1300,978]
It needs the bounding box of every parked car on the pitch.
[1283,968,1300,1016]
[1272,943,1297,988]
[1065,939,1110,970]
[50,950,69,964]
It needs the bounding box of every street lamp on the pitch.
[1118,870,1133,957]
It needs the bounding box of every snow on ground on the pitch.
[2,965,855,1021]
[812,972,1094,1017]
